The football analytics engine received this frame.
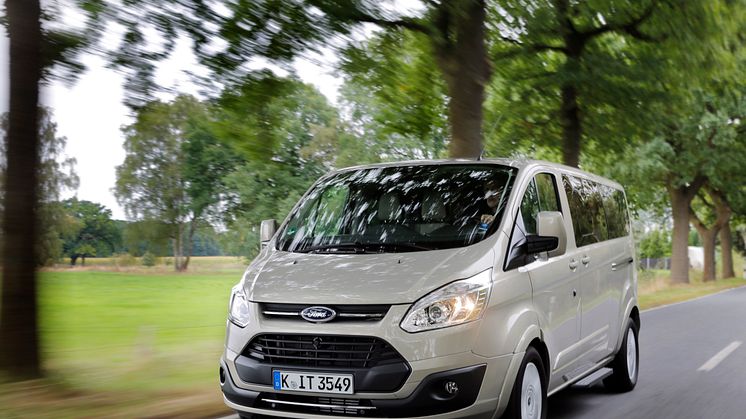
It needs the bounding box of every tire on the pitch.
[502,347,548,419]
[604,318,639,392]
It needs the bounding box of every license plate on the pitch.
[273,370,354,394]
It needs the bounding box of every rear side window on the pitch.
[602,186,630,239]
[562,175,629,247]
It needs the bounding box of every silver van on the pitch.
[219,159,639,419]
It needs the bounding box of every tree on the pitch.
[620,87,746,283]
[1,109,79,266]
[1,0,96,377]
[689,189,732,281]
[490,0,729,167]
[115,95,236,271]
[216,76,343,256]
[0,0,44,378]
[61,199,120,266]
[86,0,509,157]
[340,30,449,161]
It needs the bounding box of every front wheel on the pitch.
[604,318,639,392]
[502,347,547,419]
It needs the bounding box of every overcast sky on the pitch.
[0,33,342,220]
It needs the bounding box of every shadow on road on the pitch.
[549,384,617,418]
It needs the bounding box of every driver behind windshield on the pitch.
[478,179,505,228]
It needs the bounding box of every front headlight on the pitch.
[400,269,492,333]
[229,285,250,327]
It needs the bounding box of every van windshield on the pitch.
[277,164,517,253]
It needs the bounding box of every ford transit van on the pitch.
[219,159,639,419]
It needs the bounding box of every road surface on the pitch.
[218,286,746,419]
[551,286,746,419]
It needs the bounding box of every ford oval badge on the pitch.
[300,306,337,323]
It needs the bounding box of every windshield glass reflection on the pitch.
[278,164,517,253]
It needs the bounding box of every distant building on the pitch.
[688,246,704,270]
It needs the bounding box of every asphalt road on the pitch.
[551,286,746,419]
[219,286,746,419]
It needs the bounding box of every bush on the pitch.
[142,251,157,267]
[640,229,671,259]
[113,253,137,267]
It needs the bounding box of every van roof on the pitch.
[333,158,624,190]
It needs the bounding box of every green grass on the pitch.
[638,268,746,310]
[39,270,242,393]
[2,267,246,418]
[57,255,247,273]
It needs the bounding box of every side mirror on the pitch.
[537,211,566,257]
[260,219,278,249]
[525,235,559,254]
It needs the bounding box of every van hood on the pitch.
[244,243,495,305]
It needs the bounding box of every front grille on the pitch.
[245,334,404,369]
[261,303,390,322]
[257,393,377,416]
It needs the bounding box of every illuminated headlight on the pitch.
[400,269,492,333]
[229,285,250,327]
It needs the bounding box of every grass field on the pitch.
[2,268,245,418]
[1,255,744,418]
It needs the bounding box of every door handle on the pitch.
[611,257,634,271]
[581,255,590,265]
[569,259,578,270]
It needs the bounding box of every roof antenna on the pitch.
[477,147,486,161]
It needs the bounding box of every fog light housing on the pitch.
[444,380,459,395]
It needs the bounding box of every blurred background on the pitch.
[1,0,745,417]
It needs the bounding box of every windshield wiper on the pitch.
[296,242,367,254]
[297,242,435,254]
[364,243,435,252]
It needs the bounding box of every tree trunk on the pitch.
[689,187,731,282]
[696,228,717,282]
[669,187,693,284]
[70,255,78,266]
[720,221,735,279]
[434,0,490,159]
[560,83,582,167]
[0,0,43,379]
[181,219,197,272]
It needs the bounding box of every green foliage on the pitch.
[488,0,738,167]
[689,230,702,247]
[61,198,120,265]
[141,251,156,267]
[0,108,79,266]
[340,30,448,160]
[640,229,671,258]
[115,95,239,270]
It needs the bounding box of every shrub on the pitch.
[114,253,137,267]
[142,251,157,267]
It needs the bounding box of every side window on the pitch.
[615,191,630,236]
[519,179,540,235]
[585,180,608,243]
[564,175,627,246]
[603,187,630,239]
[564,175,591,246]
[535,173,561,213]
[505,173,561,270]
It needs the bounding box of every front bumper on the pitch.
[222,360,491,418]
[220,304,520,418]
